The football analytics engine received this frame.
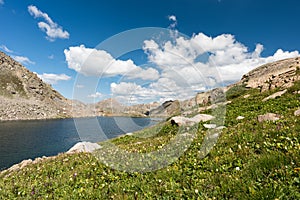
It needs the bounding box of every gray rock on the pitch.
[20,159,33,169]
[67,142,102,153]
[203,124,217,129]
[236,116,245,120]
[258,113,281,122]
[216,126,226,130]
[171,114,215,126]
[294,109,300,116]
[262,89,287,102]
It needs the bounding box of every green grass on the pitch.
[0,72,27,98]
[225,83,248,100]
[0,82,300,199]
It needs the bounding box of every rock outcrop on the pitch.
[170,114,215,126]
[241,57,300,91]
[262,89,287,102]
[67,142,101,153]
[294,109,300,116]
[149,100,180,117]
[0,51,74,120]
[258,113,281,122]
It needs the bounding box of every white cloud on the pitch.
[110,78,199,104]
[37,73,71,85]
[76,84,85,88]
[88,92,102,98]
[28,5,69,41]
[0,45,13,53]
[13,56,35,65]
[64,45,159,80]
[0,0,4,5]
[143,32,300,86]
[168,15,177,29]
[71,31,299,105]
[168,15,177,22]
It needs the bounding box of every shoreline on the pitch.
[0,113,161,123]
[0,117,163,172]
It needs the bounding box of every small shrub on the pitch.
[287,80,300,93]
[226,84,248,100]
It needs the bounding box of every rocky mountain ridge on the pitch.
[0,51,74,120]
[1,51,300,121]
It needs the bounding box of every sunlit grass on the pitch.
[0,82,300,199]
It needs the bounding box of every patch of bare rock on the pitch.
[294,109,300,116]
[171,114,215,127]
[258,113,281,122]
[262,89,287,102]
[67,142,102,154]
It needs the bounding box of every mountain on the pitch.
[1,55,300,199]
[1,50,300,121]
[179,57,300,113]
[240,57,300,91]
[94,98,160,117]
[0,51,75,120]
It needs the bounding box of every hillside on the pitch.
[0,51,181,120]
[0,57,299,199]
[0,51,102,120]
[0,51,74,120]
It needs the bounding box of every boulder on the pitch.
[262,89,287,102]
[67,142,102,153]
[294,109,300,116]
[171,114,215,126]
[258,113,281,122]
[20,159,33,169]
[216,126,226,130]
[236,116,245,120]
[203,124,217,129]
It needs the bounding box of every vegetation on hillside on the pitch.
[0,72,27,98]
[0,82,299,199]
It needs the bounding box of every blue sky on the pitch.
[0,0,300,104]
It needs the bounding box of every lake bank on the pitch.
[0,116,158,170]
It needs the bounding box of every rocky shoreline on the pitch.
[0,141,102,176]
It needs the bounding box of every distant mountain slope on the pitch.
[0,51,73,120]
[94,98,160,117]
[1,50,299,121]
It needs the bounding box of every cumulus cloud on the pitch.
[0,45,13,53]
[76,84,85,88]
[64,45,159,80]
[111,82,156,104]
[13,56,35,65]
[110,78,201,104]
[168,15,177,29]
[143,32,300,85]
[71,31,299,104]
[88,92,102,98]
[28,5,69,41]
[37,73,71,85]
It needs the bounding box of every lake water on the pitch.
[0,116,157,170]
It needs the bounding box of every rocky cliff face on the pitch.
[240,57,300,91]
[0,51,74,120]
[178,57,300,113]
